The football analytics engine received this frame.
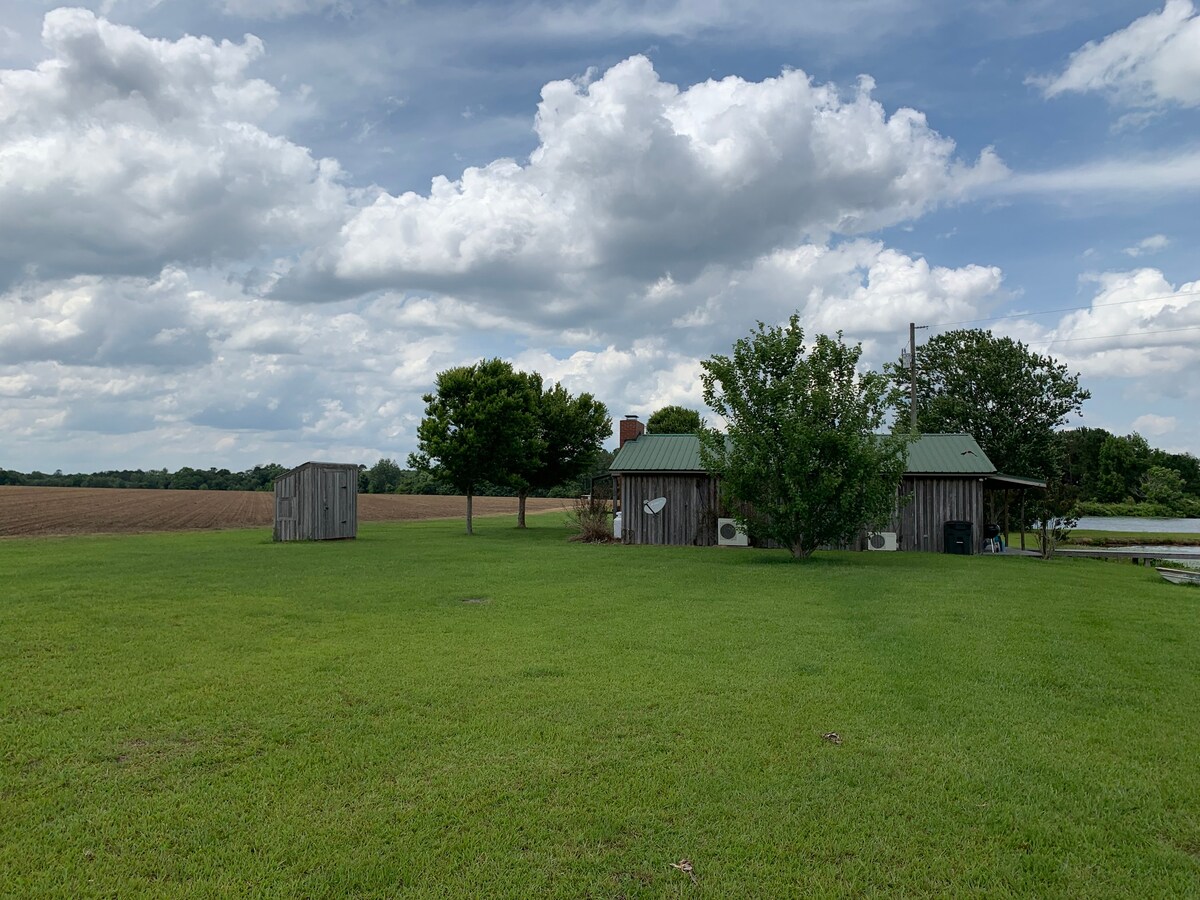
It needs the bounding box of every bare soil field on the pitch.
[0,486,571,537]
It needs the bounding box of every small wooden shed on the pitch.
[273,461,359,542]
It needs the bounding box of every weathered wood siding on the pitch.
[618,471,985,553]
[620,473,719,546]
[273,463,358,541]
[892,475,984,553]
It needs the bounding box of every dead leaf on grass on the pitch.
[669,858,698,883]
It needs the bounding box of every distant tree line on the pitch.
[358,450,616,499]
[1056,428,1200,516]
[0,464,288,492]
[0,453,616,500]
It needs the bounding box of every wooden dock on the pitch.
[1054,547,1200,567]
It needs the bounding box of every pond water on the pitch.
[1075,516,1200,533]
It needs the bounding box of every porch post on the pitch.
[1020,489,1026,551]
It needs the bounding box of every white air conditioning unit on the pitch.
[717,518,748,547]
[867,531,898,551]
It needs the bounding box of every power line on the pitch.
[1032,323,1200,347]
[926,288,1200,329]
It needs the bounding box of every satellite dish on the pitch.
[643,497,667,516]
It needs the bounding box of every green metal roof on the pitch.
[610,432,999,475]
[609,434,705,472]
[901,434,996,474]
[986,473,1047,489]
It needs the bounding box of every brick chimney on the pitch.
[619,414,645,448]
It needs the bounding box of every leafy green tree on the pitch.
[646,405,703,434]
[1141,465,1185,508]
[408,359,542,534]
[395,469,453,495]
[510,382,611,527]
[1055,427,1112,500]
[1150,449,1200,498]
[888,329,1090,478]
[700,315,908,559]
[169,467,204,490]
[247,463,287,491]
[1094,433,1150,502]
[365,458,404,494]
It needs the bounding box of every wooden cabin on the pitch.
[613,433,719,546]
[609,427,1043,552]
[273,461,359,542]
[886,435,1044,552]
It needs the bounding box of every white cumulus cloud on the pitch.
[1015,268,1200,378]
[303,56,1004,306]
[1037,0,1200,108]
[0,8,353,287]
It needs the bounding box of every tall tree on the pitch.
[1153,449,1200,497]
[1094,432,1151,502]
[646,405,703,434]
[1141,466,1185,508]
[888,329,1090,478]
[510,383,611,527]
[408,359,542,534]
[1055,427,1112,499]
[700,316,908,559]
[364,458,404,493]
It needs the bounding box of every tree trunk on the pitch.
[791,540,815,559]
[466,489,474,535]
[517,490,527,529]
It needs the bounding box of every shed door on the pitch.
[318,469,351,538]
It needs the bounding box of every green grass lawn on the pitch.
[3,515,1199,898]
[1004,529,1200,551]
[1065,529,1200,547]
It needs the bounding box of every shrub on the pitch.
[1031,479,1080,560]
[566,496,613,543]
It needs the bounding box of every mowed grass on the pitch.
[1066,529,1200,547]
[2,515,1199,898]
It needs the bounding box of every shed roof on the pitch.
[610,432,1000,476]
[902,434,995,474]
[281,460,361,477]
[610,433,704,472]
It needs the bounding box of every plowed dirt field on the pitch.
[0,486,570,537]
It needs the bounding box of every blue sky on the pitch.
[1,0,1198,472]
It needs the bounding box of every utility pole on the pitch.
[908,322,927,432]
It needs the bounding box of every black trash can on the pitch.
[944,520,974,555]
